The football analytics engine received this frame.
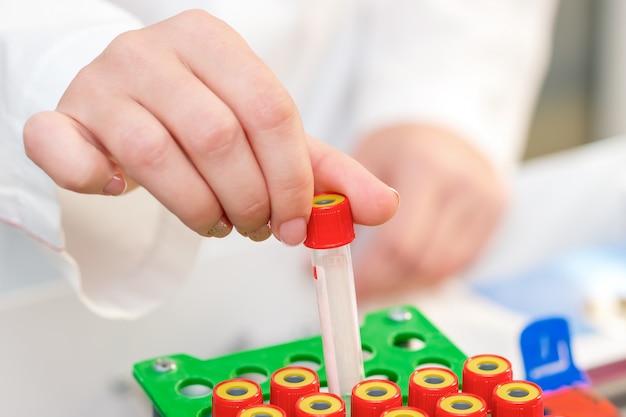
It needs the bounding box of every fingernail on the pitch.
[208,217,232,238]
[389,186,401,206]
[103,174,127,196]
[277,217,307,247]
[247,223,272,242]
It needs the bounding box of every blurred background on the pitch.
[490,3,626,411]
[525,0,626,159]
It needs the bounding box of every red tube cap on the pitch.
[270,366,320,417]
[492,381,543,417]
[212,379,263,417]
[304,193,355,249]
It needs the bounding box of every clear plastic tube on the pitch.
[311,244,364,398]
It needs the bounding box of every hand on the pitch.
[351,123,508,298]
[23,10,398,245]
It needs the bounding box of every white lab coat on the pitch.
[0,2,558,415]
[0,0,558,316]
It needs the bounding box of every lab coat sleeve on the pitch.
[352,0,559,172]
[0,0,200,319]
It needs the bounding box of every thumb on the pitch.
[307,135,399,226]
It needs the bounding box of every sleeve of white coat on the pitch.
[0,0,199,319]
[352,0,559,172]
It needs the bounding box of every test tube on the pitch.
[212,378,264,417]
[491,381,543,417]
[408,367,459,417]
[304,193,364,400]
[351,379,403,417]
[462,354,512,413]
[270,366,320,417]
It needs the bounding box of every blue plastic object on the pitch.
[520,317,589,391]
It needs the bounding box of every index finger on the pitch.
[156,10,314,245]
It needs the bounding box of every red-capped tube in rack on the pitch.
[304,193,364,399]
[462,354,512,413]
[270,366,320,417]
[408,367,459,417]
[436,393,487,417]
[492,380,544,417]
[351,379,403,417]
[238,404,287,417]
[212,378,264,417]
[381,406,429,417]
[295,392,346,417]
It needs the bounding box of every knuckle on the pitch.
[67,32,151,96]
[174,9,229,41]
[117,124,171,171]
[249,86,299,132]
[177,9,213,26]
[186,115,240,157]
[103,30,149,65]
[111,28,154,54]
[270,158,313,195]
[278,172,313,195]
[234,197,270,228]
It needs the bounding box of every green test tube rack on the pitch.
[133,305,467,417]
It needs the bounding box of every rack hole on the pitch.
[392,333,426,351]
[362,345,374,361]
[415,360,451,370]
[236,366,268,384]
[288,355,322,371]
[178,379,213,398]
[365,369,398,382]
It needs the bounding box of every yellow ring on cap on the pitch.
[273,367,317,388]
[412,368,456,388]
[495,381,540,402]
[312,194,345,208]
[298,394,343,415]
[214,380,259,401]
[439,395,484,414]
[383,408,427,417]
[465,355,510,375]
[239,405,285,417]
[354,380,399,401]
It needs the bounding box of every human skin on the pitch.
[22,10,399,246]
[23,10,505,297]
[352,123,508,297]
